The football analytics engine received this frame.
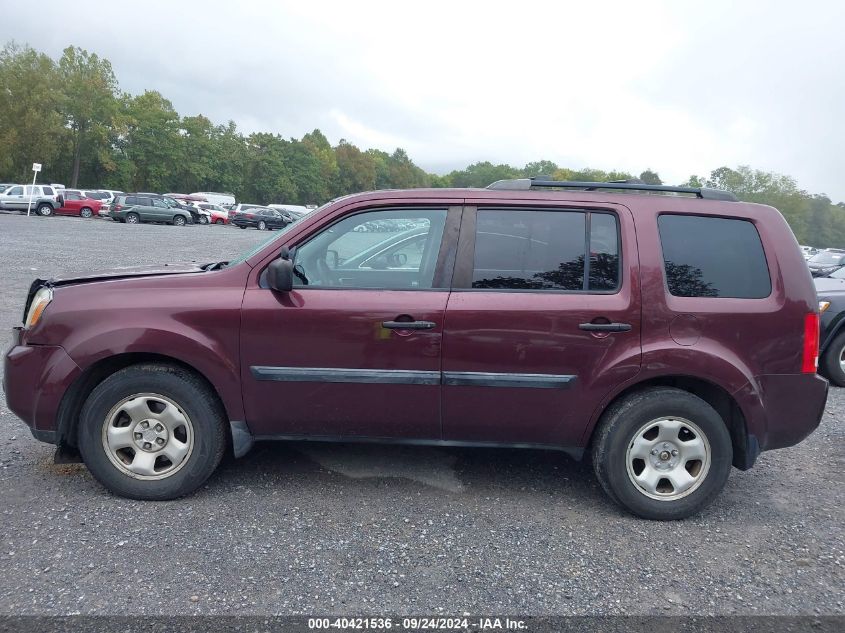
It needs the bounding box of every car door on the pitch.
[269,210,287,228]
[441,203,642,448]
[150,197,170,221]
[239,204,461,439]
[3,186,24,210]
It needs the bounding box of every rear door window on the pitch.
[471,209,620,292]
[658,214,771,298]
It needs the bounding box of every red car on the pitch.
[3,179,827,519]
[55,191,102,218]
[197,203,229,224]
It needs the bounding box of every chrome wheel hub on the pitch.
[626,417,711,501]
[102,393,194,480]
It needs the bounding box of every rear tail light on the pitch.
[802,312,820,373]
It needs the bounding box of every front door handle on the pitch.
[382,320,436,330]
[578,322,632,332]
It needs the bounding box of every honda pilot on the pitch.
[3,179,828,519]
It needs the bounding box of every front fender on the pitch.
[62,326,245,423]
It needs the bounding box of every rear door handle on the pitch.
[578,322,632,332]
[382,320,436,330]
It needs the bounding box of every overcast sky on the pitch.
[2,0,844,199]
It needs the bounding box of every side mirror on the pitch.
[267,257,294,292]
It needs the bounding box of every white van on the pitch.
[191,192,235,207]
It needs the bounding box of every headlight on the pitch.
[25,287,53,328]
[819,300,831,313]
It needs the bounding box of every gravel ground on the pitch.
[0,213,842,616]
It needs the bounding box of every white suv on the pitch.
[0,184,62,215]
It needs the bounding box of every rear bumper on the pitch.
[3,333,81,445]
[735,373,828,461]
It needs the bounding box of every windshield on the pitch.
[829,267,845,279]
[810,251,845,265]
[224,200,334,267]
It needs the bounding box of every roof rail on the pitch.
[486,177,738,202]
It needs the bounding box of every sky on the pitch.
[2,0,844,200]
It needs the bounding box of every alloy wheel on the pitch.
[101,393,195,480]
[625,416,711,501]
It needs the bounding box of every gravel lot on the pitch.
[0,213,842,616]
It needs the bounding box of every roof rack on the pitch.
[486,177,738,202]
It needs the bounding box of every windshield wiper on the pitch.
[203,261,228,271]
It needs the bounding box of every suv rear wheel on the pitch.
[126,212,140,224]
[77,363,227,500]
[37,203,54,216]
[592,387,732,520]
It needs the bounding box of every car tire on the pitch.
[592,387,732,520]
[80,207,93,218]
[126,212,140,224]
[77,363,227,500]
[215,219,224,225]
[37,203,54,217]
[173,215,187,226]
[258,220,267,231]
[238,225,246,229]
[821,331,845,387]
[198,216,208,225]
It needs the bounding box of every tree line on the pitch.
[2,42,843,247]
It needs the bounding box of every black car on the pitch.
[814,269,845,385]
[231,207,293,230]
[807,248,845,277]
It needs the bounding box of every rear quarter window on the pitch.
[658,214,771,299]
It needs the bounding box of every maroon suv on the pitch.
[3,179,828,519]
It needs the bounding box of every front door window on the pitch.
[292,209,448,289]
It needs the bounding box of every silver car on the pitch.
[0,184,63,215]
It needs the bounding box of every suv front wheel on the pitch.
[77,363,227,500]
[592,387,732,520]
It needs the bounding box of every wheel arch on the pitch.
[55,352,234,457]
[585,374,753,470]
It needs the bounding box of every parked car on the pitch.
[228,203,267,216]
[807,248,845,277]
[813,268,845,386]
[231,207,293,230]
[54,191,102,218]
[268,204,311,219]
[3,179,827,519]
[0,184,62,215]
[130,193,208,224]
[109,195,193,226]
[191,192,236,207]
[799,245,820,260]
[196,203,229,225]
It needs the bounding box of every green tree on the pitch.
[639,169,662,185]
[242,133,296,204]
[335,140,377,194]
[0,43,64,182]
[521,160,559,177]
[446,161,520,188]
[56,46,118,187]
[123,91,182,191]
